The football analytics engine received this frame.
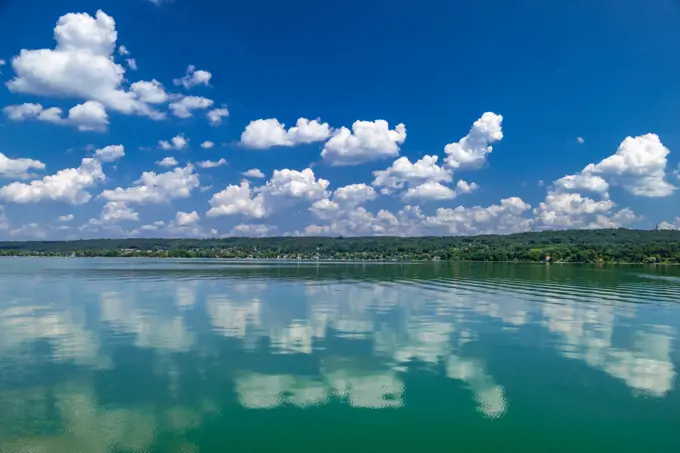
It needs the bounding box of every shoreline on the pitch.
[1,256,678,265]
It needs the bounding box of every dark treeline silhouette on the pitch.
[1,229,680,263]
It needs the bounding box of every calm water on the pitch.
[1,259,680,452]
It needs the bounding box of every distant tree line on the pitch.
[0,229,679,263]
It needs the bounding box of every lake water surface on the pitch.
[1,259,679,452]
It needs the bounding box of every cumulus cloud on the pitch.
[157,157,178,167]
[99,164,199,204]
[4,101,109,131]
[423,198,532,236]
[321,120,406,166]
[227,224,277,237]
[0,158,104,204]
[658,218,680,230]
[130,80,168,104]
[158,135,188,150]
[126,58,137,71]
[207,181,265,218]
[306,197,532,237]
[197,158,227,169]
[0,152,46,179]
[444,112,503,169]
[585,134,675,197]
[176,211,200,226]
[553,172,609,194]
[332,184,378,207]
[200,141,214,149]
[372,155,451,190]
[240,118,332,149]
[169,95,214,118]
[207,107,229,126]
[532,192,637,230]
[207,168,329,219]
[57,214,74,222]
[242,168,265,179]
[94,144,124,162]
[10,223,47,239]
[173,65,212,89]
[6,10,163,119]
[403,182,457,201]
[100,201,139,223]
[371,155,476,201]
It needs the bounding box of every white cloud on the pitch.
[228,224,277,237]
[332,184,377,207]
[0,59,6,66]
[586,134,675,197]
[4,103,47,120]
[321,120,406,166]
[157,157,178,167]
[173,65,212,89]
[0,158,104,204]
[240,118,332,149]
[158,135,188,150]
[176,211,200,226]
[169,95,214,118]
[0,206,8,231]
[306,197,532,237]
[197,159,227,169]
[4,101,110,131]
[57,214,74,222]
[423,197,532,236]
[67,101,109,131]
[658,218,680,230]
[99,164,199,204]
[207,107,229,126]
[94,144,124,162]
[444,112,503,169]
[126,58,137,71]
[130,80,168,104]
[0,152,46,179]
[577,137,585,144]
[100,201,139,223]
[10,223,47,239]
[208,168,329,219]
[372,155,451,190]
[261,168,330,200]
[403,182,457,201]
[553,172,609,194]
[532,192,637,230]
[6,10,163,119]
[118,45,129,55]
[207,181,266,218]
[200,141,214,149]
[242,168,265,179]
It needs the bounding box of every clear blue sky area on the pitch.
[0,0,679,238]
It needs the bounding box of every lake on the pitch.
[1,259,679,452]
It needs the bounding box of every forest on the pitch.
[1,229,680,263]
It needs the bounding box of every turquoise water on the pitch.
[1,259,679,452]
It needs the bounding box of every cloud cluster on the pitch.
[0,153,46,179]
[0,158,104,204]
[321,120,406,166]
[4,101,109,131]
[241,118,331,149]
[207,168,329,219]
[6,10,163,119]
[99,165,200,204]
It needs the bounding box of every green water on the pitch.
[1,259,679,452]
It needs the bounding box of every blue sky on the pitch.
[0,0,679,239]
